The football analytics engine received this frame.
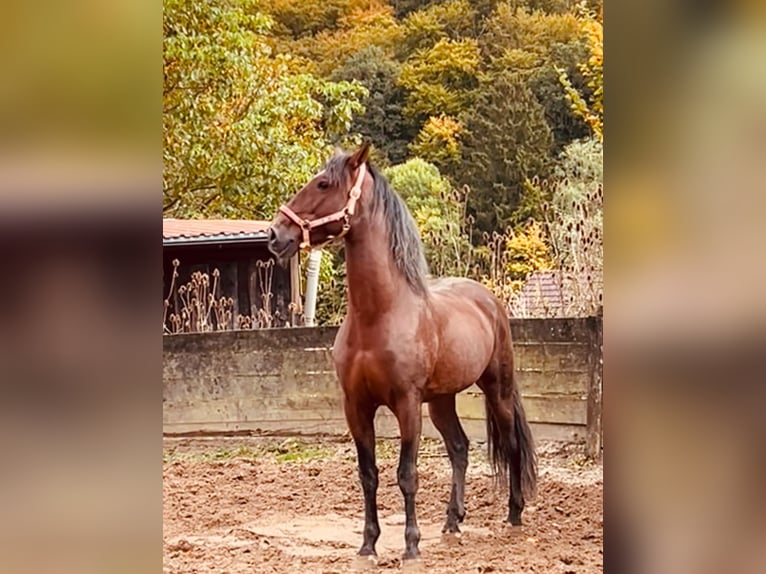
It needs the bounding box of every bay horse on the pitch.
[267,142,537,562]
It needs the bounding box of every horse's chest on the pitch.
[335,341,431,400]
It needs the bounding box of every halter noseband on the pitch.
[278,163,366,250]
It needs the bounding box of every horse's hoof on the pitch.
[401,557,424,572]
[352,554,378,570]
[441,531,462,546]
[502,521,524,537]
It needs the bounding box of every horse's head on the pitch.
[268,142,371,261]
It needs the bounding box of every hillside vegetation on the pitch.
[163,0,603,321]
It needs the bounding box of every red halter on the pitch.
[278,164,366,250]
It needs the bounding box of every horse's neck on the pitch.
[344,215,411,322]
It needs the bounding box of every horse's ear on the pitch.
[348,141,371,171]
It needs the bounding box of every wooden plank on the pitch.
[248,260,262,318]
[164,416,585,445]
[290,253,303,322]
[510,318,594,344]
[164,419,350,436]
[515,370,590,395]
[165,377,586,428]
[217,260,238,330]
[524,395,587,425]
[454,392,586,425]
[514,342,590,373]
[586,315,603,459]
[164,400,343,425]
[163,326,337,353]
[237,260,251,318]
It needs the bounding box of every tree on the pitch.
[505,219,553,284]
[398,0,478,57]
[409,115,463,172]
[481,4,582,60]
[527,42,591,151]
[264,0,366,39]
[459,70,553,234]
[384,159,472,276]
[557,1,603,142]
[389,0,434,19]
[398,38,482,127]
[330,46,412,165]
[163,0,366,219]
[482,4,589,151]
[288,1,404,77]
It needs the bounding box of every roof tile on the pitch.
[163,218,270,240]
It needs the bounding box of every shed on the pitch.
[163,219,301,332]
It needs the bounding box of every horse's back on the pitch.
[428,276,508,325]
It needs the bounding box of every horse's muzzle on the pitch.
[267,223,298,263]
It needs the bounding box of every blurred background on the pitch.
[607,1,766,573]
[0,1,159,573]
[0,0,763,572]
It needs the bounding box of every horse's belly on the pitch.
[426,317,494,397]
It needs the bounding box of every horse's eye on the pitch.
[317,180,329,190]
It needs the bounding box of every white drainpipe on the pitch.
[303,249,323,327]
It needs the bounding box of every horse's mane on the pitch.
[324,151,429,294]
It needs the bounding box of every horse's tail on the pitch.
[511,381,538,499]
[485,377,538,500]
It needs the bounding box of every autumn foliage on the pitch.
[163,0,604,320]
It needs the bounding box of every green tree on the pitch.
[482,4,589,151]
[330,46,412,165]
[384,159,472,276]
[163,0,366,218]
[459,70,553,234]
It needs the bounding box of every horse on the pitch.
[267,142,537,562]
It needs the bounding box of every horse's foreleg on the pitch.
[394,393,423,561]
[344,397,380,557]
[428,394,469,533]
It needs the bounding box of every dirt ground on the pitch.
[163,436,602,573]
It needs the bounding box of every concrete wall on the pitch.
[163,318,603,455]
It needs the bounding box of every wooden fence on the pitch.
[163,318,603,457]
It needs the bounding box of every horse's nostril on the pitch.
[268,227,276,243]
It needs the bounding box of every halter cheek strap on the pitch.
[278,163,366,250]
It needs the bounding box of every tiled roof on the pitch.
[514,270,603,317]
[163,218,271,245]
[518,271,566,316]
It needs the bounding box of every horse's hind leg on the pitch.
[478,363,527,526]
[428,394,469,533]
[343,396,381,557]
